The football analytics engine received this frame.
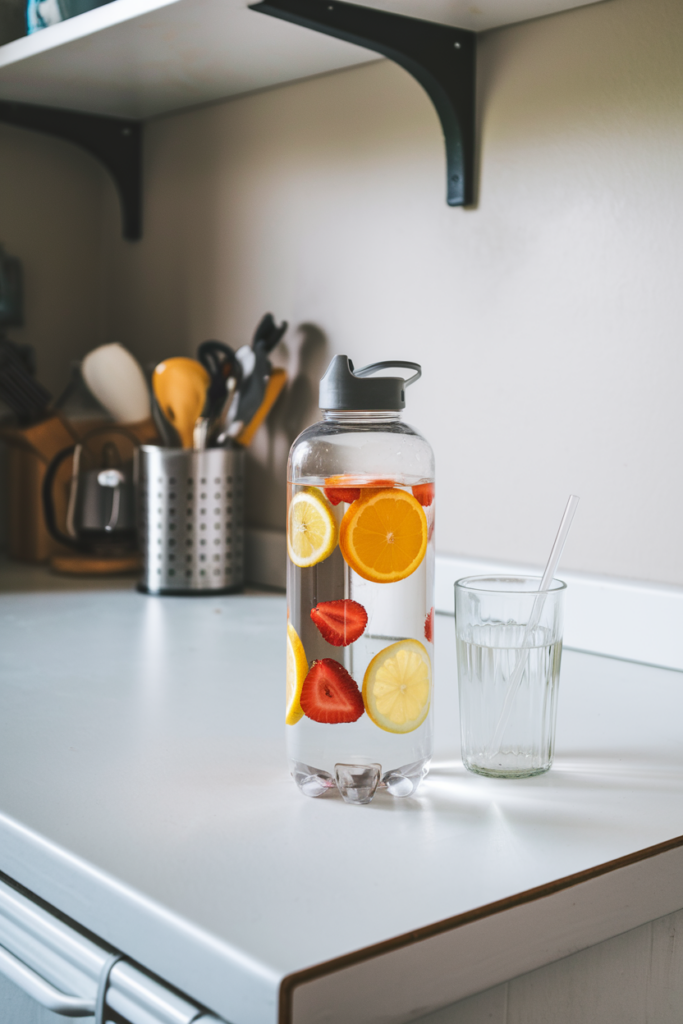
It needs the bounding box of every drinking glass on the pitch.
[455,575,566,778]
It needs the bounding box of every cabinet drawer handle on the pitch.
[0,944,95,1017]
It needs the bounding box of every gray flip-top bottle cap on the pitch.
[319,355,421,411]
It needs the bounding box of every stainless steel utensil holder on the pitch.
[138,446,244,595]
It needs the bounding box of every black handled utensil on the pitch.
[197,340,240,420]
[235,314,287,429]
[252,313,288,355]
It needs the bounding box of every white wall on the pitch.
[3,0,683,584]
[98,0,683,585]
[0,123,108,545]
[0,123,107,397]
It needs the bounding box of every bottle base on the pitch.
[290,757,431,804]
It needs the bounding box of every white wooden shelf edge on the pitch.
[0,0,376,118]
[0,0,181,70]
[0,0,607,119]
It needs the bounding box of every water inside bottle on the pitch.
[286,478,435,802]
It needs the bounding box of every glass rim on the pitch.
[454,574,567,594]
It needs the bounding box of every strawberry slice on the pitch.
[324,486,361,506]
[300,659,365,723]
[311,599,368,647]
[412,483,434,507]
[424,607,434,643]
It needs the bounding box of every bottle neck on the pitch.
[322,410,402,424]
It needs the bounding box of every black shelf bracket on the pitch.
[250,0,475,206]
[0,101,142,240]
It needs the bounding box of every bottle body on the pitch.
[286,412,435,803]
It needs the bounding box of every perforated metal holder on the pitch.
[138,446,244,595]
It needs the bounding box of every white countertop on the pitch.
[1,568,683,1024]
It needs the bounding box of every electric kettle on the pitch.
[42,426,139,554]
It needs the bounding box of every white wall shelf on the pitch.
[0,0,605,119]
[0,0,605,237]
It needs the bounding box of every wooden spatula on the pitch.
[236,369,287,447]
[152,358,210,449]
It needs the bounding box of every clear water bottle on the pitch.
[286,356,435,805]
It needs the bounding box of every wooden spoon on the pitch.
[82,342,151,424]
[152,358,210,449]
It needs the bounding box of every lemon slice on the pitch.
[286,623,308,725]
[287,488,338,568]
[363,639,431,734]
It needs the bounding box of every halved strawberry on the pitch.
[412,483,434,507]
[324,486,361,506]
[300,659,365,723]
[310,599,368,647]
[424,607,434,643]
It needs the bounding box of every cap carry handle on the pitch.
[318,354,421,411]
[353,361,421,389]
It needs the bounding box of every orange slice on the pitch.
[339,488,427,584]
[363,639,431,734]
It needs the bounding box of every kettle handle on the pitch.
[42,444,82,550]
